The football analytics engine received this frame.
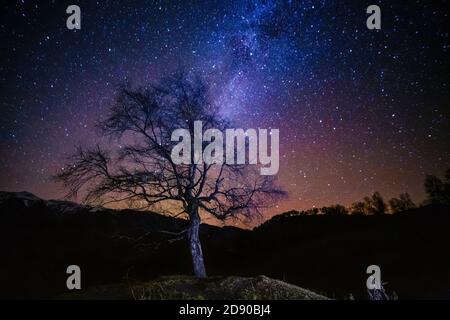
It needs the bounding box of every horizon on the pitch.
[0,186,432,230]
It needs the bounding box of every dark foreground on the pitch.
[1,191,449,299]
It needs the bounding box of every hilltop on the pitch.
[58,275,328,300]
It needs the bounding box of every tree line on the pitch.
[279,169,450,217]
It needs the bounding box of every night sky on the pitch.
[1,0,449,220]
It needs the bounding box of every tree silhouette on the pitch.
[424,170,450,206]
[388,193,416,213]
[350,201,367,215]
[55,70,285,277]
[307,207,319,215]
[320,204,348,215]
[363,192,387,215]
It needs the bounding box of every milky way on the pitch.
[1,0,449,221]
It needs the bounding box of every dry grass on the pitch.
[57,275,329,300]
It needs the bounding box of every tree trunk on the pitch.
[188,207,207,278]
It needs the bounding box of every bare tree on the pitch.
[363,192,387,215]
[350,201,367,215]
[55,70,285,277]
[389,193,416,213]
[424,170,450,206]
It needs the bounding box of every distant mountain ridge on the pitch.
[1,191,92,214]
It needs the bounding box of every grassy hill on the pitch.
[58,275,328,300]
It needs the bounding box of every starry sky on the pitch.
[1,0,449,220]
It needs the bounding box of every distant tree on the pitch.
[389,193,416,213]
[424,175,445,204]
[54,70,285,277]
[424,170,450,206]
[364,192,387,215]
[281,210,301,218]
[320,204,348,216]
[307,207,319,215]
[350,201,368,215]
